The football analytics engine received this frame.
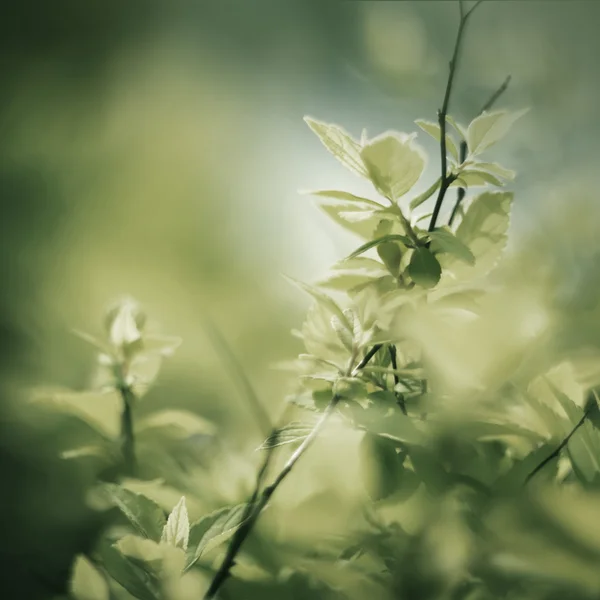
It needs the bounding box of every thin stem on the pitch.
[428,1,481,233]
[388,346,407,415]
[524,405,591,485]
[119,384,136,477]
[203,344,382,599]
[448,75,511,227]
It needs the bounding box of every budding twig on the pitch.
[428,0,483,233]
[203,344,382,599]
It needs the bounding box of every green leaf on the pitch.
[315,268,387,292]
[161,496,189,551]
[409,177,442,210]
[452,169,505,188]
[331,315,354,352]
[318,202,384,240]
[102,484,167,541]
[283,276,350,329]
[407,247,441,288]
[473,161,516,181]
[415,119,459,161]
[70,555,109,600]
[72,329,114,357]
[347,235,412,260]
[186,504,249,570]
[467,108,529,156]
[30,389,121,440]
[446,115,467,140]
[258,422,314,449]
[98,540,158,600]
[115,535,163,566]
[428,227,475,265]
[140,335,182,357]
[450,191,513,278]
[360,132,426,201]
[105,297,145,353]
[304,117,369,178]
[377,241,403,277]
[360,433,405,501]
[303,189,383,209]
[136,410,216,442]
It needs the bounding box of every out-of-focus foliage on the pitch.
[3,1,600,600]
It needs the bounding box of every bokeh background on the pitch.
[2,1,600,598]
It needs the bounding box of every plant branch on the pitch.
[524,404,592,485]
[118,384,136,477]
[203,343,382,599]
[428,1,481,233]
[448,75,511,227]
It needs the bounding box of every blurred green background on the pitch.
[1,1,600,598]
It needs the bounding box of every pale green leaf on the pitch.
[415,119,459,161]
[105,298,144,350]
[467,108,529,156]
[98,540,158,600]
[360,132,426,201]
[70,555,109,600]
[258,422,314,449]
[407,247,441,288]
[446,115,467,140]
[186,504,249,570]
[315,269,387,292]
[136,409,216,442]
[29,389,121,440]
[347,234,412,260]
[115,535,163,566]
[303,189,383,209]
[102,484,167,541]
[331,315,354,352]
[428,227,476,265]
[318,201,384,240]
[474,161,516,181]
[161,496,189,551]
[452,169,505,188]
[409,177,442,210]
[284,275,350,329]
[141,335,182,357]
[304,117,369,178]
[450,191,513,278]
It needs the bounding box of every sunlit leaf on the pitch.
[70,555,109,600]
[304,117,369,178]
[467,109,529,156]
[304,189,384,209]
[415,119,459,161]
[360,132,426,201]
[428,227,476,265]
[318,201,384,240]
[102,484,167,541]
[284,276,350,329]
[186,504,249,570]
[409,178,442,210]
[161,496,189,551]
[258,422,314,449]
[449,191,513,278]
